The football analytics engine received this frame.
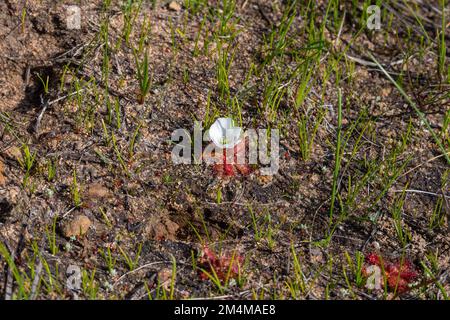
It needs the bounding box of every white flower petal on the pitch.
[209,117,242,149]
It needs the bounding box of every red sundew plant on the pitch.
[197,245,244,284]
[212,140,252,177]
[363,252,419,294]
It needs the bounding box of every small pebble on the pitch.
[168,1,181,11]
[62,215,92,238]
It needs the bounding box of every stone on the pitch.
[4,146,22,162]
[7,187,20,204]
[168,1,181,11]
[86,183,111,199]
[62,215,92,238]
[157,268,174,291]
[144,216,179,241]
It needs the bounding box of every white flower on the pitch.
[208,117,242,149]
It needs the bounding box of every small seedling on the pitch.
[133,49,152,104]
[99,246,117,275]
[36,73,50,95]
[18,144,36,187]
[82,268,99,299]
[99,207,113,229]
[45,216,59,255]
[129,123,142,158]
[47,158,56,182]
[285,245,307,298]
[21,7,26,33]
[118,243,142,271]
[329,89,343,226]
[297,108,325,161]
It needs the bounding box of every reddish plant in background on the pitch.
[363,252,419,294]
[198,245,243,283]
[365,252,383,266]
